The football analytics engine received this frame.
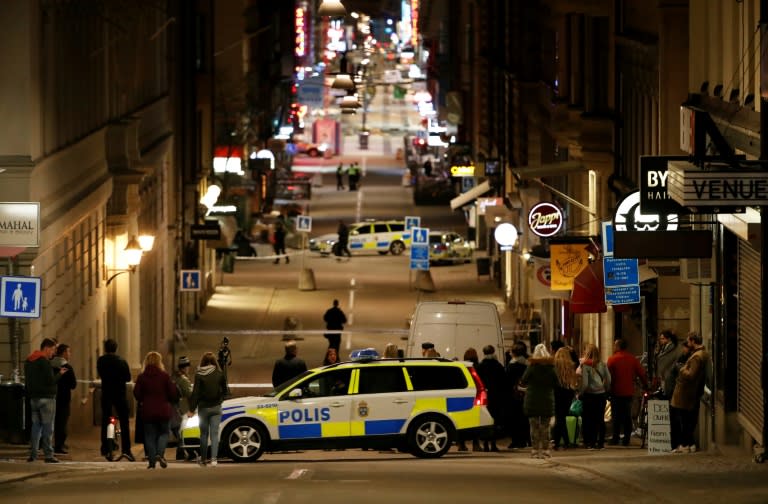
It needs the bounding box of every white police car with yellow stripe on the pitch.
[181,349,493,461]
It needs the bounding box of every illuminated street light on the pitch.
[318,0,346,17]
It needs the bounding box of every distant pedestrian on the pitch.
[217,337,232,393]
[335,220,352,259]
[348,162,359,190]
[272,340,308,388]
[171,356,196,461]
[383,343,399,359]
[476,345,506,452]
[51,344,76,455]
[323,299,347,352]
[336,162,345,190]
[97,339,135,461]
[189,352,228,466]
[421,342,437,357]
[654,329,683,399]
[133,351,177,469]
[520,343,558,459]
[552,347,578,450]
[607,338,648,446]
[670,331,711,453]
[323,347,340,366]
[272,220,288,264]
[578,343,611,450]
[25,338,67,463]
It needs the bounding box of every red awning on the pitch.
[569,261,607,314]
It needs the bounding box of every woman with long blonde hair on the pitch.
[552,347,578,449]
[133,351,177,469]
[578,343,611,449]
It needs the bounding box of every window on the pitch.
[353,225,371,236]
[388,223,404,232]
[288,369,352,398]
[373,224,389,233]
[407,366,468,391]
[358,367,407,394]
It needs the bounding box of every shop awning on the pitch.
[450,180,492,210]
[512,161,585,179]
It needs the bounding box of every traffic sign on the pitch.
[605,285,641,305]
[412,227,429,245]
[180,270,201,291]
[1,275,42,318]
[603,258,639,287]
[297,216,312,232]
[405,216,420,231]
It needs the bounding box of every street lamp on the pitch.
[106,235,153,285]
[318,0,346,17]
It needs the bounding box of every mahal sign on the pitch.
[528,202,563,238]
[0,202,40,248]
[668,160,768,207]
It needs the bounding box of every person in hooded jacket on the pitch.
[133,351,177,469]
[51,344,76,455]
[25,338,67,463]
[476,345,507,452]
[189,352,228,466]
[578,343,611,450]
[520,343,558,459]
[505,341,531,449]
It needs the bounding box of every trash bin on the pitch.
[222,251,236,273]
[0,382,29,444]
[476,257,491,277]
[359,131,370,150]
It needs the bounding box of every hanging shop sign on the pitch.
[528,202,563,238]
[614,191,678,232]
[667,160,768,208]
[549,243,590,291]
[450,164,476,177]
[0,202,40,248]
[639,156,690,214]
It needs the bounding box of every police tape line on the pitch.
[76,379,273,388]
[174,329,410,336]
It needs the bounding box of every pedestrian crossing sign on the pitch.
[0,275,42,318]
[297,216,312,232]
[180,270,201,291]
[412,227,429,245]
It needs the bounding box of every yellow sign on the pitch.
[550,244,590,291]
[450,164,475,177]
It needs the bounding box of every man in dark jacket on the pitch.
[97,339,135,461]
[51,343,76,455]
[323,299,347,352]
[272,340,308,387]
[25,338,66,463]
[476,345,507,451]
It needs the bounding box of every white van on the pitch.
[405,301,505,360]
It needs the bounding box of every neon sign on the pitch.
[295,7,306,57]
[411,0,419,47]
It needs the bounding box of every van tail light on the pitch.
[468,366,488,406]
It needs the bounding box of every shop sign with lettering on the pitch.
[450,164,475,177]
[614,191,678,232]
[528,202,563,238]
[668,160,768,207]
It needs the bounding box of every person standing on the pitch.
[457,347,481,452]
[133,351,177,469]
[323,299,347,353]
[171,356,195,461]
[323,347,340,366]
[336,162,345,190]
[347,162,358,190]
[217,337,232,392]
[654,329,683,399]
[51,344,76,455]
[272,220,288,264]
[670,331,711,453]
[520,343,558,459]
[578,343,611,450]
[97,339,135,461]
[25,338,67,463]
[189,352,228,466]
[505,341,530,449]
[272,340,308,387]
[476,345,506,452]
[552,347,578,450]
[335,220,352,259]
[607,338,648,446]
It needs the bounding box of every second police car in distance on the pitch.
[309,219,411,256]
[181,349,494,461]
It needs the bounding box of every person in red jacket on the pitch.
[607,338,648,446]
[133,351,178,469]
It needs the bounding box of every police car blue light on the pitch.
[349,348,380,361]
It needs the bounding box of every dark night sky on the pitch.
[342,0,401,18]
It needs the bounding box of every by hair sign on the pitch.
[528,202,563,238]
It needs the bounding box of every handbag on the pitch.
[569,398,583,417]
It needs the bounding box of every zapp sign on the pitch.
[528,202,563,238]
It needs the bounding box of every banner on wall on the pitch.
[530,257,570,300]
[550,243,591,291]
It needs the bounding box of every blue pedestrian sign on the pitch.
[180,270,201,291]
[1,276,42,318]
[405,216,420,231]
[410,226,430,270]
[296,216,312,232]
[412,227,429,245]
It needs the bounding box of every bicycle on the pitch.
[105,415,129,461]
[636,389,664,448]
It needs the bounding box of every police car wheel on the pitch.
[407,415,453,458]
[389,241,405,256]
[222,420,268,462]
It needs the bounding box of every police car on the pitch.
[310,220,411,256]
[181,350,493,461]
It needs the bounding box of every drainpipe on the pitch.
[760,0,768,461]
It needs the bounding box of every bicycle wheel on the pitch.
[638,401,648,448]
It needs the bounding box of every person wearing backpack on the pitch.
[578,343,611,450]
